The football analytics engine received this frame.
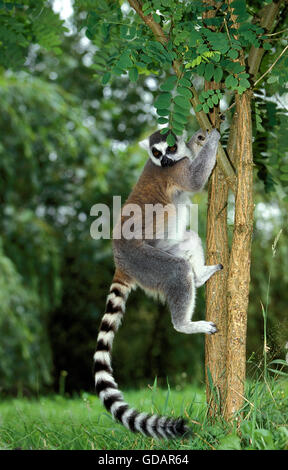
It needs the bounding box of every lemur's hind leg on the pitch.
[114,242,217,335]
[164,266,217,335]
[167,231,223,287]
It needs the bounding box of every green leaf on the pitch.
[195,104,203,112]
[118,51,133,69]
[112,67,125,76]
[228,48,239,59]
[204,63,214,81]
[167,133,176,146]
[237,86,247,95]
[172,127,184,136]
[171,119,184,130]
[225,74,238,89]
[142,2,150,11]
[196,62,205,77]
[102,72,111,85]
[157,108,170,116]
[214,67,223,83]
[172,117,185,129]
[142,2,152,14]
[174,103,189,116]
[140,54,153,64]
[239,77,250,89]
[199,94,206,104]
[173,113,188,124]
[203,103,210,114]
[227,62,245,74]
[152,13,161,24]
[157,117,169,124]
[179,77,191,87]
[207,98,214,109]
[177,87,192,99]
[129,67,138,82]
[160,76,177,91]
[120,25,136,40]
[160,128,169,135]
[154,92,172,109]
[173,95,190,111]
[267,75,278,84]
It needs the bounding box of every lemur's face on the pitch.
[140,130,192,167]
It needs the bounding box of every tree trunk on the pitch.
[203,78,229,417]
[203,1,230,418]
[205,165,229,416]
[224,91,254,420]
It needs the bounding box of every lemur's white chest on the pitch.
[154,191,191,252]
[171,191,191,240]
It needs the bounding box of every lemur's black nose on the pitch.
[161,155,175,167]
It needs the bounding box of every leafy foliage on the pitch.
[74,0,288,156]
[0,0,68,69]
[2,0,287,191]
[0,72,95,392]
[252,97,288,197]
[0,238,52,393]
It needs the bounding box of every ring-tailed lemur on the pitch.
[93,128,222,439]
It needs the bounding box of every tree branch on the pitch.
[127,0,236,192]
[248,1,283,78]
[253,44,288,87]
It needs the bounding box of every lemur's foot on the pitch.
[174,321,217,335]
[202,321,218,335]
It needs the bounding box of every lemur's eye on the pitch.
[152,147,162,158]
[198,135,205,141]
[167,144,177,153]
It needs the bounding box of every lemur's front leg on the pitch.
[188,129,220,192]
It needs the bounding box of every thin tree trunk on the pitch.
[224,91,254,420]
[205,103,238,416]
[205,165,229,416]
[203,1,229,417]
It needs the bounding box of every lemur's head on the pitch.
[139,130,192,167]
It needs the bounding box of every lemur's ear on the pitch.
[139,137,149,151]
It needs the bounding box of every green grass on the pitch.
[0,379,287,450]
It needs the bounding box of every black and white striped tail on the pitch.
[94,277,189,439]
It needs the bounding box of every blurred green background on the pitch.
[0,2,287,398]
